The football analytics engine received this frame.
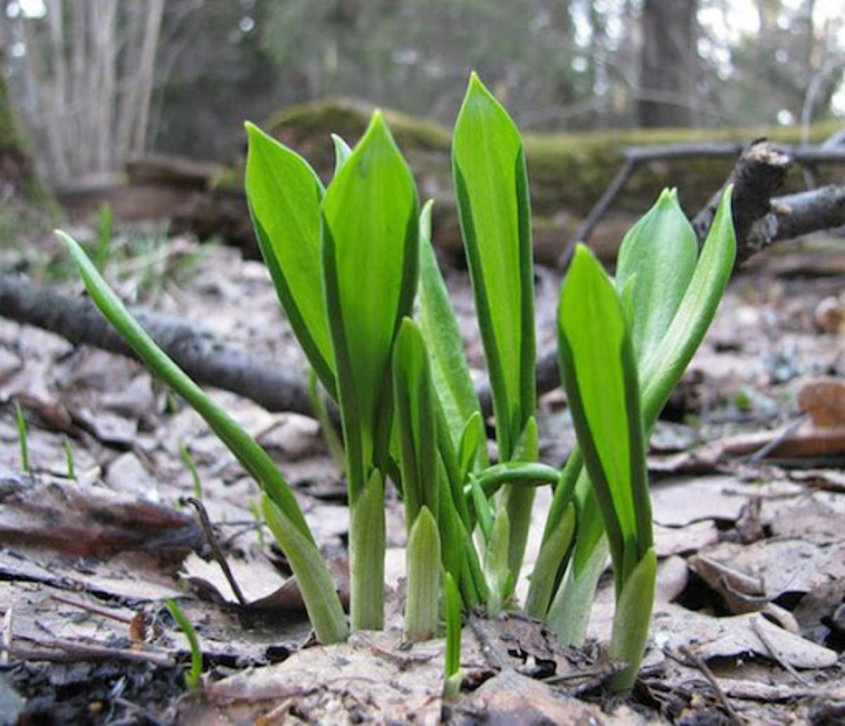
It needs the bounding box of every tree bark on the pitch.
[638,0,698,127]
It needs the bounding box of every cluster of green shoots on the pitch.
[59,73,735,692]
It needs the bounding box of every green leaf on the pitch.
[164,598,202,690]
[57,230,312,542]
[484,509,511,615]
[417,200,483,452]
[348,469,386,630]
[443,570,462,695]
[457,412,486,482]
[524,502,575,619]
[244,123,335,396]
[322,111,419,496]
[393,318,438,531]
[58,231,348,644]
[558,245,651,575]
[404,506,441,642]
[453,73,535,461]
[331,133,352,176]
[499,416,538,578]
[262,495,349,644]
[615,188,697,368]
[544,482,608,645]
[470,477,494,542]
[641,187,737,424]
[608,548,657,692]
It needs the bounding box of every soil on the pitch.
[1,229,843,725]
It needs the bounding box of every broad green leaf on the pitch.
[57,230,312,542]
[453,73,535,461]
[322,112,419,495]
[404,506,441,642]
[641,188,737,424]
[393,318,438,531]
[244,123,335,396]
[417,200,483,451]
[615,188,697,369]
[558,245,651,570]
[262,495,349,644]
[608,547,657,692]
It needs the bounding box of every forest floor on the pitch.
[1,227,844,725]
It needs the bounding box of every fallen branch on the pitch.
[566,138,845,262]
[0,274,313,415]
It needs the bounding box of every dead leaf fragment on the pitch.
[798,376,845,428]
[0,467,201,557]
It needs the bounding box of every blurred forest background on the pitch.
[1,0,842,188]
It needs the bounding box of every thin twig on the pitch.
[750,615,811,687]
[2,639,175,667]
[468,615,506,670]
[1,606,12,666]
[677,645,744,726]
[746,414,810,464]
[184,496,248,606]
[50,593,136,624]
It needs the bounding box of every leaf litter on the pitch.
[0,233,843,723]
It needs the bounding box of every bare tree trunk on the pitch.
[11,1,164,183]
[638,0,698,127]
[132,0,164,154]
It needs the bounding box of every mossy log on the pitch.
[263,97,840,215]
[154,98,844,263]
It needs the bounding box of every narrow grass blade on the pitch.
[95,202,112,272]
[15,403,28,473]
[262,495,349,643]
[452,73,535,461]
[164,598,202,691]
[244,123,335,396]
[404,506,441,642]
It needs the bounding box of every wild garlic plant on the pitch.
[60,72,736,690]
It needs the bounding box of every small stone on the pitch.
[814,295,845,334]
